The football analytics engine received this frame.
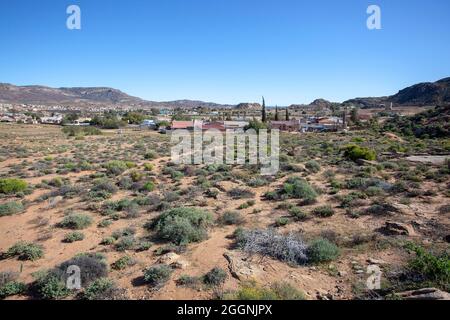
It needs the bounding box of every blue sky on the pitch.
[0,0,449,105]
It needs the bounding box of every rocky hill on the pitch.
[0,83,232,109]
[344,77,450,108]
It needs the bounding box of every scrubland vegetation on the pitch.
[0,122,448,300]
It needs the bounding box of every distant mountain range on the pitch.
[0,77,449,109]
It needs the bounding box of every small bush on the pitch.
[144,163,154,171]
[227,188,255,199]
[282,177,318,203]
[236,229,308,265]
[151,207,213,245]
[0,201,24,217]
[275,217,290,227]
[203,267,227,286]
[83,278,124,300]
[218,211,244,225]
[305,160,321,173]
[143,264,172,287]
[312,205,335,218]
[230,281,305,300]
[58,213,92,230]
[104,160,128,175]
[32,271,69,300]
[0,178,28,194]
[141,181,155,192]
[115,235,137,251]
[0,281,27,299]
[58,254,108,286]
[176,275,201,288]
[63,231,85,243]
[405,243,449,290]
[144,151,157,160]
[343,145,376,161]
[111,256,135,270]
[307,238,340,264]
[5,241,44,261]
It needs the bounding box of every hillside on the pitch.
[344,77,450,108]
[384,104,450,138]
[0,83,232,109]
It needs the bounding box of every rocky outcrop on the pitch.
[396,288,450,300]
[223,251,263,281]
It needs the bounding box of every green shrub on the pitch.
[283,177,318,203]
[63,231,85,243]
[218,211,244,225]
[115,235,136,251]
[58,254,108,286]
[144,163,154,171]
[176,275,201,288]
[143,264,172,287]
[0,178,28,194]
[288,207,308,221]
[405,243,450,290]
[5,241,44,261]
[343,145,376,161]
[141,181,155,192]
[0,201,24,217]
[144,151,157,160]
[103,160,128,175]
[151,207,213,245]
[312,205,335,218]
[203,267,227,286]
[111,256,135,270]
[305,160,321,173]
[0,281,27,299]
[58,213,92,230]
[275,217,290,227]
[32,271,69,300]
[230,281,305,300]
[227,188,255,199]
[83,278,119,300]
[307,238,340,263]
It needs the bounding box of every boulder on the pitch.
[396,288,450,300]
[157,252,180,265]
[223,251,263,281]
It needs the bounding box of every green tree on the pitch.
[261,96,267,123]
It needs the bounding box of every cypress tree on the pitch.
[261,96,267,123]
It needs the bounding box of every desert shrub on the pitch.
[83,278,118,300]
[365,186,384,196]
[5,241,44,261]
[111,256,135,270]
[176,275,201,288]
[0,281,26,299]
[63,231,85,243]
[236,229,308,265]
[103,160,128,175]
[151,207,213,245]
[275,217,290,227]
[143,264,172,287]
[203,267,227,286]
[98,219,113,228]
[405,243,450,290]
[62,126,101,137]
[0,178,28,194]
[343,145,376,161]
[144,163,154,171]
[288,207,308,221]
[312,205,335,218]
[0,201,24,217]
[58,254,108,286]
[58,213,92,230]
[112,227,136,240]
[32,271,70,300]
[115,235,137,251]
[218,211,244,225]
[141,181,155,192]
[144,151,157,160]
[91,179,118,194]
[118,176,133,190]
[100,237,115,245]
[282,177,318,203]
[130,170,143,182]
[305,160,321,173]
[307,238,340,264]
[230,281,305,300]
[227,187,255,200]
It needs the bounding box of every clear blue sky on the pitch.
[1,0,449,105]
